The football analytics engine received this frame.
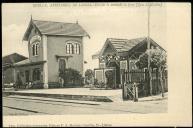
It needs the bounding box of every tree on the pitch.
[136,48,167,97]
[85,69,94,85]
[59,68,82,86]
[105,70,115,88]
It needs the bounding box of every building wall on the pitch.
[28,27,44,62]
[15,64,43,85]
[47,35,83,83]
[3,67,14,84]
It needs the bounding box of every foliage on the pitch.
[59,68,83,86]
[94,81,106,88]
[135,54,148,69]
[136,48,167,70]
[85,69,94,85]
[105,70,115,88]
[85,69,94,79]
[150,49,167,69]
[99,81,106,88]
[94,79,99,85]
[135,48,167,97]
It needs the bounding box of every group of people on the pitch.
[14,81,33,89]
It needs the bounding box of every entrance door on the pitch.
[59,59,66,72]
[59,59,66,86]
[108,62,120,86]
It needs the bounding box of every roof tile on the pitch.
[32,20,89,37]
[2,53,28,65]
[108,37,146,52]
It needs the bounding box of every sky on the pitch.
[2,3,167,71]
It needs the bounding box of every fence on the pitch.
[123,69,168,96]
[94,67,116,88]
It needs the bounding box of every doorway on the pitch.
[59,59,66,72]
[107,62,120,86]
[58,59,66,87]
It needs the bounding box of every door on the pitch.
[59,59,66,72]
[59,59,66,86]
[108,62,120,87]
[25,70,30,82]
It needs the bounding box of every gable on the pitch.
[23,19,90,41]
[28,27,41,42]
[23,19,41,41]
[128,38,165,56]
[93,37,165,60]
[102,44,116,56]
[99,39,117,57]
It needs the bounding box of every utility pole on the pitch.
[147,5,153,96]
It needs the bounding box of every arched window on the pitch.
[66,43,73,54]
[32,42,39,56]
[74,43,80,54]
[66,41,80,54]
[33,68,40,81]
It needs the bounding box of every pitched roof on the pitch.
[23,19,90,41]
[14,59,30,66]
[14,59,46,67]
[108,37,146,52]
[92,37,165,59]
[2,53,28,66]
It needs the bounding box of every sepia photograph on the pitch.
[2,2,191,127]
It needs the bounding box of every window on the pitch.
[32,42,39,56]
[99,63,106,68]
[33,68,40,81]
[66,43,73,54]
[74,43,80,54]
[32,44,35,56]
[25,70,30,82]
[66,41,80,54]
[120,60,128,70]
[20,71,24,77]
[129,60,137,71]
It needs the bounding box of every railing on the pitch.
[122,82,139,102]
[122,69,168,100]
